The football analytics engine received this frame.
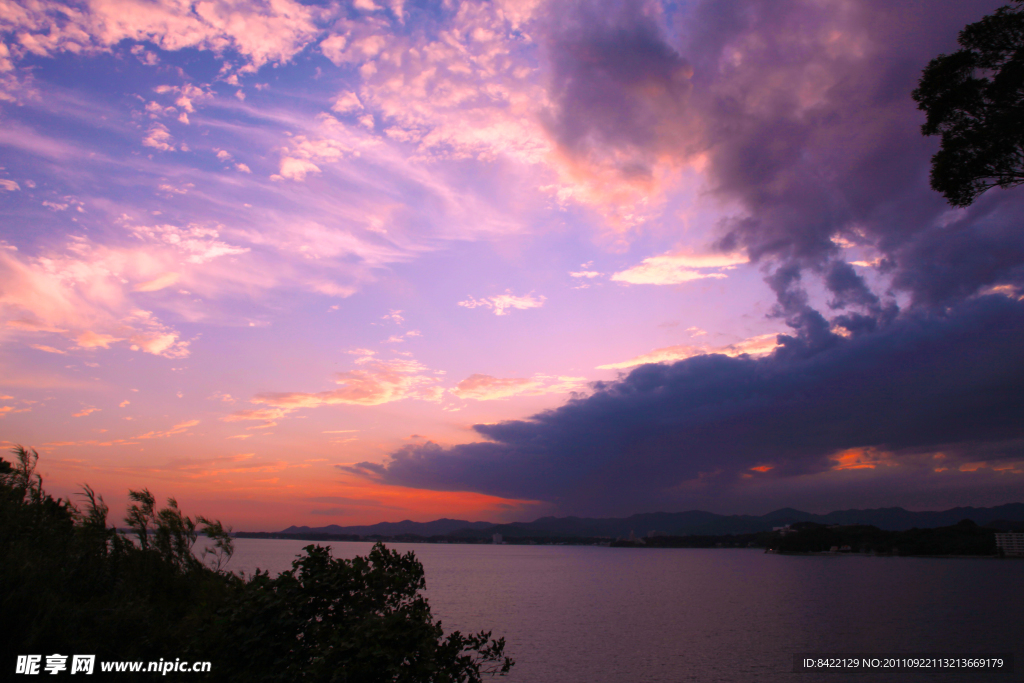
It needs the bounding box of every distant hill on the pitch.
[279,518,495,537]
[445,504,1024,539]
[810,504,1024,530]
[274,503,1024,539]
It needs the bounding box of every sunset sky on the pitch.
[2,0,1023,530]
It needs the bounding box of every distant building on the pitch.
[995,532,1024,556]
[492,533,503,545]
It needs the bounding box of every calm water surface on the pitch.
[203,538,1023,683]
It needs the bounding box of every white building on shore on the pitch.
[995,532,1024,556]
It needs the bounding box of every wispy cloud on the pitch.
[458,290,546,316]
[31,344,66,354]
[131,224,249,265]
[246,356,445,414]
[382,330,421,343]
[155,452,288,479]
[0,230,243,358]
[5,0,321,70]
[451,373,586,401]
[142,123,174,151]
[612,251,748,286]
[597,334,779,370]
[72,407,101,418]
[220,408,287,429]
[135,419,200,439]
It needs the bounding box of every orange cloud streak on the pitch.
[830,447,893,471]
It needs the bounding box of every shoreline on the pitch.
[766,550,1014,559]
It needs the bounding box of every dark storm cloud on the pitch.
[687,0,1024,314]
[890,199,1024,308]
[346,295,1024,511]
[544,0,1024,313]
[687,1,997,242]
[541,0,695,177]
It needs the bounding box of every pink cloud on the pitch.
[221,407,288,428]
[142,123,174,151]
[251,357,444,410]
[0,243,197,358]
[123,309,190,358]
[597,333,780,370]
[458,290,545,315]
[382,329,420,343]
[152,452,288,478]
[5,0,322,70]
[317,3,557,177]
[270,122,382,182]
[30,343,66,354]
[76,331,122,348]
[72,406,101,417]
[133,272,180,292]
[451,373,585,401]
[275,157,321,181]
[131,224,249,264]
[611,251,747,285]
[135,418,200,440]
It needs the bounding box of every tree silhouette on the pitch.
[1,446,512,682]
[913,1,1024,206]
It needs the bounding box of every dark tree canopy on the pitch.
[913,1,1024,206]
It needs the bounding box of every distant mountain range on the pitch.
[278,503,1024,538]
[280,518,495,538]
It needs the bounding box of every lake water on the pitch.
[199,538,1023,682]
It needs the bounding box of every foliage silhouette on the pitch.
[913,1,1024,206]
[202,543,512,682]
[766,520,998,556]
[1,446,512,682]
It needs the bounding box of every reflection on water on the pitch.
[197,538,1022,683]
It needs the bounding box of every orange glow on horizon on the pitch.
[21,444,541,530]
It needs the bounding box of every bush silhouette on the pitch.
[1,446,512,682]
